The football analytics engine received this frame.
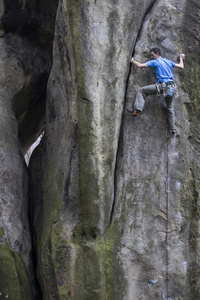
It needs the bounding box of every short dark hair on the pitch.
[150,47,161,56]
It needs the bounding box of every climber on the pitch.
[126,47,185,134]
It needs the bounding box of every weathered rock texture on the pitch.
[1,0,200,299]
[0,0,55,299]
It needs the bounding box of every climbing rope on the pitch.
[165,127,170,299]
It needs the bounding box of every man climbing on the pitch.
[126,47,185,134]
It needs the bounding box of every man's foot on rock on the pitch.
[126,108,139,116]
[171,129,177,134]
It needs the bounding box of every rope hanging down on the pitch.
[165,129,170,299]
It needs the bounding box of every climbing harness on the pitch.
[156,82,177,97]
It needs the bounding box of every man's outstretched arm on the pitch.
[175,53,185,69]
[130,57,148,69]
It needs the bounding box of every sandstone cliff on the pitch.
[0,0,200,299]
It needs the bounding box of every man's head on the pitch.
[150,47,161,59]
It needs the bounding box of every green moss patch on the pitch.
[0,243,33,300]
[52,221,74,298]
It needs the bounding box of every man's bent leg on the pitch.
[134,84,157,112]
[165,96,175,130]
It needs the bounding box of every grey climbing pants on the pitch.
[133,84,175,130]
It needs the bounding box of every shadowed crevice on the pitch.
[109,0,158,225]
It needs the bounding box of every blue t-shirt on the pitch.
[146,57,176,83]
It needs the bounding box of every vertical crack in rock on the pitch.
[109,0,158,225]
[126,0,158,92]
[131,0,158,58]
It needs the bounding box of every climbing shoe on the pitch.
[170,129,177,134]
[126,108,139,116]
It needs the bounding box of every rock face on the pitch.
[1,0,200,299]
[0,1,55,299]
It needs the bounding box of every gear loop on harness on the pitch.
[156,81,177,97]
